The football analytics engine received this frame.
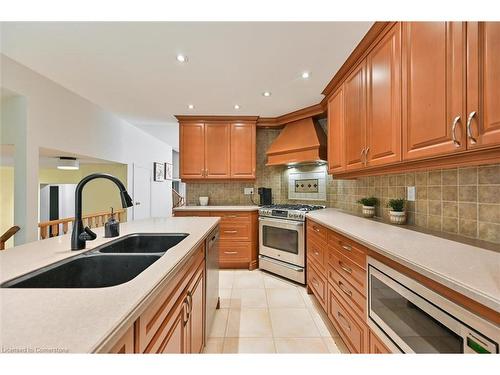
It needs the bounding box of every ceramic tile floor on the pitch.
[203,269,349,354]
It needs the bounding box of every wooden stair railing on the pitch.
[172,188,185,208]
[0,226,20,250]
[38,209,126,240]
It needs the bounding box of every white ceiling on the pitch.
[0,22,372,128]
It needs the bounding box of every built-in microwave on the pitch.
[367,257,500,354]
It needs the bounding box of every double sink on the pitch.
[1,233,188,289]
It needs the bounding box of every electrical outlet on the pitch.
[244,187,254,195]
[407,186,416,201]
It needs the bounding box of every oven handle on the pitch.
[258,217,304,227]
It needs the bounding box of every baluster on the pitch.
[51,223,59,237]
[40,225,48,240]
[62,222,69,234]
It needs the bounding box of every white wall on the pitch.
[134,123,179,151]
[1,55,173,244]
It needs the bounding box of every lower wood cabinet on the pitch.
[327,285,369,354]
[306,218,376,354]
[174,209,258,270]
[106,242,206,354]
[369,330,391,354]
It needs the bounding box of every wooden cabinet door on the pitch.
[109,325,135,353]
[205,123,231,179]
[160,296,189,353]
[366,23,402,167]
[180,123,205,179]
[344,61,367,171]
[402,22,466,160]
[327,86,346,173]
[230,122,256,179]
[466,22,500,149]
[186,267,205,354]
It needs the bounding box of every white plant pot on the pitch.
[199,196,209,206]
[362,205,375,218]
[389,210,406,225]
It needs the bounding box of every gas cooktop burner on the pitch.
[259,204,325,221]
[260,204,326,212]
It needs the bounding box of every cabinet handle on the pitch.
[314,250,320,256]
[360,148,366,165]
[466,111,477,144]
[223,251,238,255]
[338,281,353,297]
[339,261,352,274]
[337,311,351,331]
[182,298,189,326]
[312,278,319,287]
[364,147,370,166]
[451,115,461,147]
[312,226,320,232]
[224,230,238,234]
[340,244,352,252]
[225,215,238,218]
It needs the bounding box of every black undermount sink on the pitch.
[96,233,188,254]
[1,233,189,289]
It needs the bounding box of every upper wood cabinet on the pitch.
[327,87,345,173]
[205,123,231,179]
[230,122,256,179]
[344,61,367,171]
[402,22,466,160]
[179,119,256,181]
[180,123,205,179]
[366,23,402,166]
[466,22,500,149]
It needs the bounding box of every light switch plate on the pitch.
[407,186,416,201]
[244,187,254,195]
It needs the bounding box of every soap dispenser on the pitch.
[104,207,120,238]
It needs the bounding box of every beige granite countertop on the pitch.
[307,208,500,314]
[173,205,259,211]
[0,217,219,353]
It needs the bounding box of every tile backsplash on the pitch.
[186,129,500,244]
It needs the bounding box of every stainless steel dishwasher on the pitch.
[205,227,220,341]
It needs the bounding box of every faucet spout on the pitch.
[71,173,133,250]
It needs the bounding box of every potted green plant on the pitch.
[357,196,379,218]
[387,198,406,224]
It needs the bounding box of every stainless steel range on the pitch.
[258,204,325,284]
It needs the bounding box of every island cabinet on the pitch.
[107,242,206,354]
[178,118,257,181]
[174,209,259,270]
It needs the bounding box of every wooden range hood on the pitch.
[266,117,327,166]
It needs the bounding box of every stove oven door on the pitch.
[259,217,304,267]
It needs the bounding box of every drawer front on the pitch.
[307,262,327,309]
[219,240,251,262]
[307,236,327,274]
[328,266,366,319]
[220,222,251,240]
[328,248,366,294]
[327,285,368,353]
[327,230,366,269]
[307,220,328,242]
[210,211,252,223]
[173,211,209,217]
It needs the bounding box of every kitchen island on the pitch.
[0,216,219,353]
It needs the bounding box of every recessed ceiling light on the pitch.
[262,91,271,97]
[57,157,79,170]
[234,104,240,110]
[187,104,194,109]
[302,71,310,79]
[176,54,187,63]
